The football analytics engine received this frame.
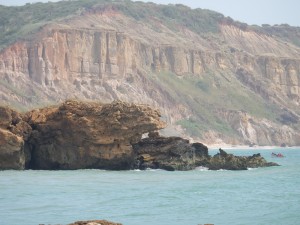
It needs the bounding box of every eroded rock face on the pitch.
[0,106,31,169]
[25,100,166,170]
[133,133,209,171]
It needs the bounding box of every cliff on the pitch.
[0,1,299,145]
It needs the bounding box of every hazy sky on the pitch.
[0,0,299,27]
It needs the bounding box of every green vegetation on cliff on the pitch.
[0,0,104,49]
[2,0,298,50]
[0,0,225,50]
[151,71,281,138]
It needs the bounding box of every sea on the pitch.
[0,148,299,225]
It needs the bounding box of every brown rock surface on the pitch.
[25,100,166,170]
[133,135,209,171]
[0,128,25,169]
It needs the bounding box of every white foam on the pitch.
[194,166,209,171]
[146,168,164,172]
[247,167,257,170]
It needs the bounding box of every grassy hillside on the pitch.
[150,70,281,138]
[0,0,104,49]
[0,0,226,50]
[2,0,298,50]
[257,24,300,47]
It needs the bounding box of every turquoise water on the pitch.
[0,148,300,225]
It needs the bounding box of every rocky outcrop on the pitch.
[133,132,209,171]
[0,106,32,169]
[0,101,278,171]
[68,220,122,225]
[208,149,278,170]
[133,133,278,171]
[25,100,165,170]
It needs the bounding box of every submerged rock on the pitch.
[68,220,122,225]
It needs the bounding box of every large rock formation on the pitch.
[24,100,165,170]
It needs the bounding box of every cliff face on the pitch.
[1,26,299,107]
[0,7,299,145]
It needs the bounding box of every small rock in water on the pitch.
[68,220,122,225]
